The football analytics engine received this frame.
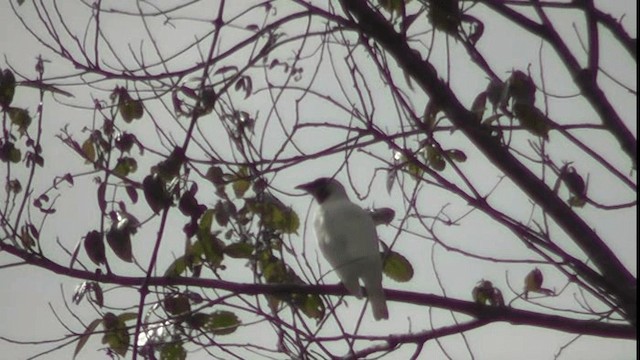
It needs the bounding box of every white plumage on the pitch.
[297,178,388,320]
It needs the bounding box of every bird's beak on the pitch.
[295,182,314,193]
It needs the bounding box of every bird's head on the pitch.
[296,177,347,204]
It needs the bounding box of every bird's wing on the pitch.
[314,199,381,292]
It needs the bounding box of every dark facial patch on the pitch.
[302,177,333,204]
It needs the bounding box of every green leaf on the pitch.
[262,257,287,283]
[117,312,139,323]
[224,242,254,259]
[205,310,240,335]
[200,208,215,232]
[296,294,325,320]
[194,232,224,268]
[428,0,461,34]
[568,195,587,208]
[8,107,32,135]
[82,137,96,163]
[425,145,446,171]
[164,256,189,277]
[1,142,21,163]
[232,176,251,198]
[513,102,550,139]
[113,157,138,177]
[160,342,187,360]
[101,312,129,357]
[117,88,143,122]
[382,251,413,282]
[73,318,101,359]
[378,0,405,15]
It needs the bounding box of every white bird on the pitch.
[297,178,388,320]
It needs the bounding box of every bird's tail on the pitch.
[363,272,388,320]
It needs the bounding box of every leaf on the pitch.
[485,80,506,111]
[205,310,241,335]
[205,166,225,186]
[92,283,104,307]
[186,312,209,329]
[84,230,106,266]
[561,167,586,197]
[0,141,21,163]
[472,280,503,306]
[0,69,16,108]
[446,149,467,162]
[6,179,22,193]
[73,318,101,359]
[160,342,187,360]
[117,89,143,123]
[82,137,96,163]
[507,70,536,105]
[101,312,129,357]
[378,0,405,16]
[113,157,138,177]
[114,132,136,153]
[164,256,189,277]
[524,268,543,293]
[199,209,215,232]
[125,185,138,203]
[428,0,461,34]
[425,145,446,171]
[568,195,587,208]
[471,92,487,121]
[143,174,171,213]
[214,65,239,76]
[164,294,191,316]
[261,257,287,283]
[195,233,224,268]
[179,189,205,219]
[8,107,32,135]
[382,250,414,282]
[106,224,133,263]
[214,201,231,227]
[297,294,325,320]
[97,182,107,212]
[369,207,395,226]
[224,242,254,259]
[156,147,185,181]
[513,102,550,139]
[386,167,397,194]
[232,176,251,199]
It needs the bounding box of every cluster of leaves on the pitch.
[473,71,552,140]
[1,68,36,165]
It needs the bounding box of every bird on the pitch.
[296,177,388,320]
